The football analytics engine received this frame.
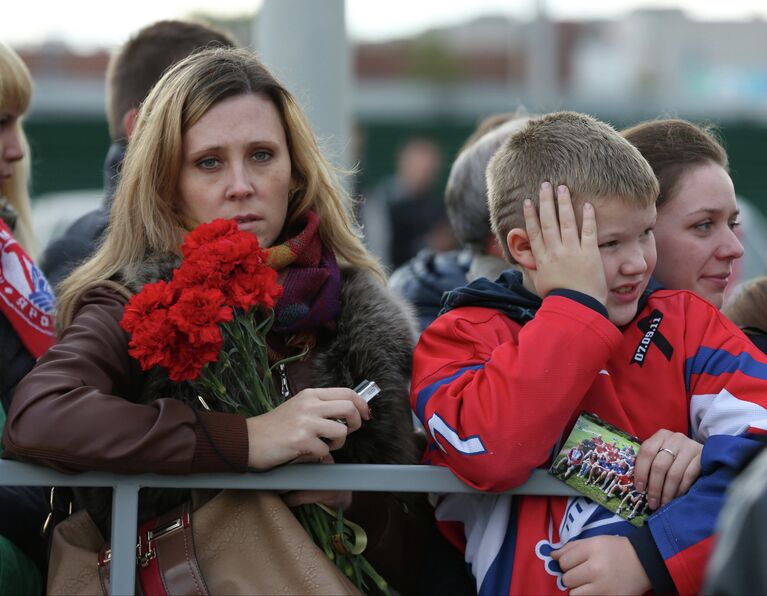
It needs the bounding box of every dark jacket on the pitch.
[743,327,767,355]
[39,142,126,289]
[369,176,446,269]
[0,230,47,569]
[0,316,34,413]
[389,249,472,331]
[389,248,507,332]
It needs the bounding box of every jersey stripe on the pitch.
[685,347,767,393]
[414,364,484,423]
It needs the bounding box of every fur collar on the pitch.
[122,253,420,465]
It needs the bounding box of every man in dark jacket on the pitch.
[40,20,235,289]
[389,114,532,331]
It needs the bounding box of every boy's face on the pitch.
[589,197,657,326]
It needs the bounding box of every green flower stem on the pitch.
[196,309,389,595]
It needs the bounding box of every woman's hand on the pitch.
[245,387,370,470]
[633,429,702,510]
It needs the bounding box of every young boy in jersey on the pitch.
[410,112,767,594]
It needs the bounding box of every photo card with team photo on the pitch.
[549,412,649,527]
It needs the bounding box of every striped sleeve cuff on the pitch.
[548,288,609,319]
[628,525,675,594]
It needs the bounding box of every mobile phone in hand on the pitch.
[354,380,380,403]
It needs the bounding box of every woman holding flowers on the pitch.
[3,47,421,592]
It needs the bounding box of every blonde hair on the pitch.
[487,112,659,262]
[57,47,383,330]
[0,42,36,256]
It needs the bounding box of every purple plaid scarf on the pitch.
[264,210,342,336]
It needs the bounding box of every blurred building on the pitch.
[569,10,767,121]
[22,10,767,121]
[14,9,767,202]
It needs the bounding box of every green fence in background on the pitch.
[25,118,111,196]
[24,116,767,215]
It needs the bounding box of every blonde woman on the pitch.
[0,41,54,595]
[3,46,423,591]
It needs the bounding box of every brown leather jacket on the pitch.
[2,285,249,474]
[4,261,420,465]
[2,271,432,594]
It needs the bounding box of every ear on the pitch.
[507,228,536,271]
[122,108,140,139]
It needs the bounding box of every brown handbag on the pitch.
[47,490,361,595]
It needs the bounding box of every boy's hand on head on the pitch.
[633,429,702,510]
[524,183,607,304]
[552,536,651,595]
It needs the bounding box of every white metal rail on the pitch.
[0,460,577,594]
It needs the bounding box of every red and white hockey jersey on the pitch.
[411,272,767,594]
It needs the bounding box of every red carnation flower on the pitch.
[120,280,175,331]
[165,334,222,382]
[121,218,283,381]
[173,218,282,311]
[180,219,241,259]
[120,280,178,371]
[168,287,232,344]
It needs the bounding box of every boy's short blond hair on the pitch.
[487,111,659,262]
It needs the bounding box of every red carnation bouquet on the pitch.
[120,219,388,594]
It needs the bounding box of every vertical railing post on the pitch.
[109,483,139,595]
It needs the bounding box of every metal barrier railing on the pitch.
[0,459,577,594]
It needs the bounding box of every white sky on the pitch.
[3,0,767,50]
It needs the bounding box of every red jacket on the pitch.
[412,272,767,594]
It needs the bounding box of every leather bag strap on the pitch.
[97,503,209,596]
[147,502,209,595]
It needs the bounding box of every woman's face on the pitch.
[0,112,24,182]
[652,162,743,308]
[178,93,293,248]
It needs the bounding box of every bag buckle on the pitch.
[138,515,187,567]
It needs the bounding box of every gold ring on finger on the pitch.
[658,447,677,460]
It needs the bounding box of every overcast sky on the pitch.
[3,0,767,49]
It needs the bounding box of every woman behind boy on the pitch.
[621,119,743,310]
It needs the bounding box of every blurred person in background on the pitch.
[40,20,236,289]
[390,114,531,331]
[622,119,744,310]
[704,275,767,594]
[703,438,767,595]
[723,275,767,353]
[0,40,56,595]
[364,136,453,269]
